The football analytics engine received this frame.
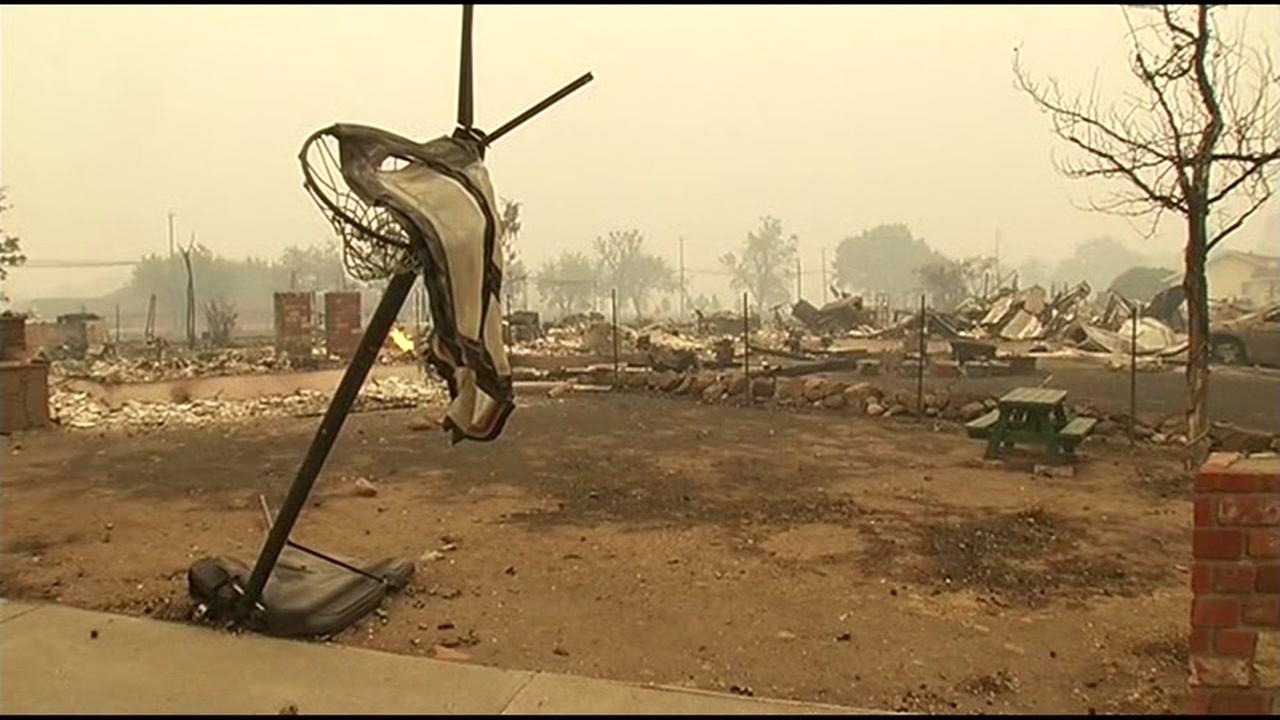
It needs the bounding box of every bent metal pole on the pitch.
[234,272,416,622]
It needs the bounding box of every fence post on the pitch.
[611,288,619,389]
[742,292,750,405]
[1130,304,1138,446]
[917,294,926,420]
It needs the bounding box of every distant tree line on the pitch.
[105,238,354,322]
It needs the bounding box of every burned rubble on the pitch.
[50,376,447,432]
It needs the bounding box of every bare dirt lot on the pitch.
[1,392,1194,714]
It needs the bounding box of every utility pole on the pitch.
[994,229,1001,290]
[678,236,686,318]
[184,231,197,349]
[169,212,180,335]
[821,247,828,303]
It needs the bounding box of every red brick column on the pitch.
[273,292,314,358]
[1190,452,1280,715]
[0,313,28,362]
[324,292,362,360]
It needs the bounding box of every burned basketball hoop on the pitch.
[188,3,593,636]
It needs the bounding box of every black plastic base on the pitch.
[189,547,414,637]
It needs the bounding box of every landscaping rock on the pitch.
[957,401,986,421]
[1211,422,1274,454]
[689,372,717,394]
[802,378,828,403]
[842,387,865,416]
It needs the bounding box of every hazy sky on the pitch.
[2,4,1277,300]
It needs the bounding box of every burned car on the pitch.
[1210,304,1280,368]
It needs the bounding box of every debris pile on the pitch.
[693,309,758,336]
[1068,287,1189,357]
[790,295,877,335]
[504,311,542,344]
[505,276,1197,377]
[51,346,303,384]
[50,376,447,432]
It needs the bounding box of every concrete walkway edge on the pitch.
[0,600,878,715]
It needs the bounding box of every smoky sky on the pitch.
[2,4,1277,300]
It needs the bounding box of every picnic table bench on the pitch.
[965,387,1097,464]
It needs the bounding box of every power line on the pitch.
[20,259,142,268]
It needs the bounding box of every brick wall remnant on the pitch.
[0,313,28,362]
[1189,452,1280,715]
[273,292,314,360]
[324,292,362,360]
[0,361,50,432]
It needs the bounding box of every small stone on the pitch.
[866,402,885,417]
[672,374,695,395]
[553,646,570,657]
[408,418,436,432]
[776,630,797,640]
[279,704,299,715]
[432,645,470,661]
[547,381,574,398]
[90,629,99,639]
[835,632,852,642]
[353,478,378,497]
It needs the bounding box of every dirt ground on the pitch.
[1,392,1194,714]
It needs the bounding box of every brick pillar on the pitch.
[323,291,362,360]
[0,361,50,432]
[1189,452,1280,715]
[273,292,314,358]
[0,313,28,362]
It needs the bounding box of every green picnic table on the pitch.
[965,387,1097,464]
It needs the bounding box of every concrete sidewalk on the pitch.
[0,600,872,714]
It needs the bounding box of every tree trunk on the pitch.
[1183,208,1212,468]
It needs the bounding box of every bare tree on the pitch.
[720,216,798,317]
[0,188,27,302]
[1014,4,1280,463]
[500,198,528,312]
[204,299,239,347]
[593,229,676,319]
